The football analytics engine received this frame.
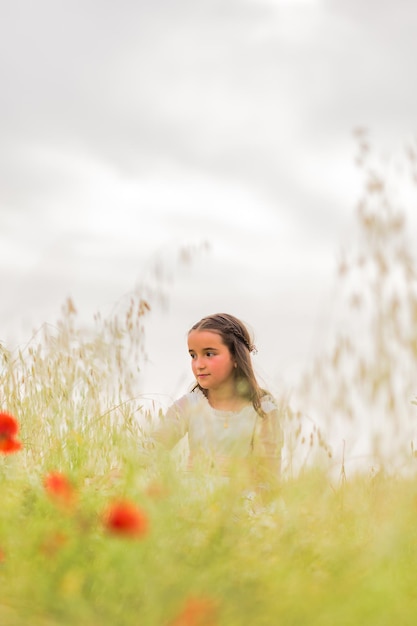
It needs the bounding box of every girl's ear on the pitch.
[234,362,237,368]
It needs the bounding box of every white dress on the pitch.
[149,388,283,475]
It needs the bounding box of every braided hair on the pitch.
[188,313,267,416]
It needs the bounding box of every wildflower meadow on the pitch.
[2,135,417,625]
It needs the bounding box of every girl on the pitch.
[148,313,283,483]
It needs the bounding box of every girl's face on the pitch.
[188,330,236,394]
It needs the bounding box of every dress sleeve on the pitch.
[252,396,284,474]
[147,397,189,451]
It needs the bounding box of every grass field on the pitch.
[1,280,416,626]
[1,377,417,626]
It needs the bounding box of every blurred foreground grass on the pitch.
[1,439,417,625]
[1,291,417,626]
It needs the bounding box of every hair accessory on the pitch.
[225,324,257,354]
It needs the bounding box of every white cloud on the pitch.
[2,0,417,445]
[245,0,320,6]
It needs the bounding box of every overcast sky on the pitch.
[1,0,417,415]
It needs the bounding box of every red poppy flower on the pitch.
[0,412,22,454]
[44,472,76,507]
[104,500,149,537]
[169,596,218,626]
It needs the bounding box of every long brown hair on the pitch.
[188,313,267,416]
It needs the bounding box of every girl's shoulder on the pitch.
[171,387,206,412]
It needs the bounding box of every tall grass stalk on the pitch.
[294,131,417,476]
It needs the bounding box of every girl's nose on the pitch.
[195,357,206,369]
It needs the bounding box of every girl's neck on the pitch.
[207,387,249,412]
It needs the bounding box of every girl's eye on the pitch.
[206,352,214,357]
[189,353,196,359]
